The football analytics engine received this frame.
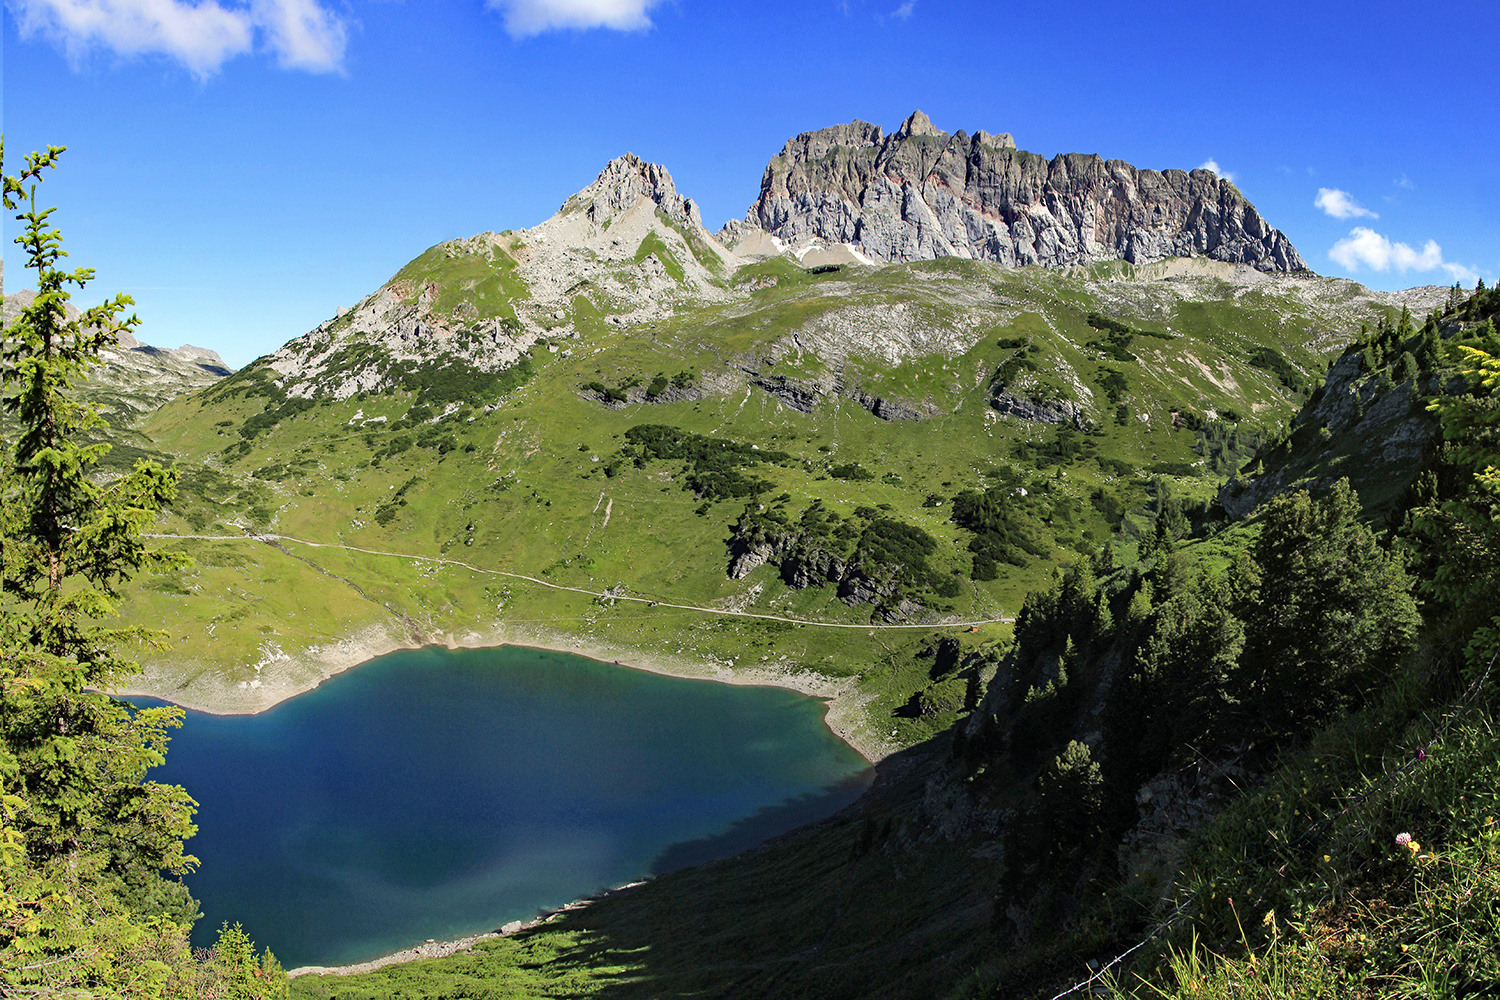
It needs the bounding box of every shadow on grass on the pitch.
[649,770,875,875]
[531,731,1000,999]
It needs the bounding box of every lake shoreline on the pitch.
[128,631,882,979]
[116,622,893,763]
[283,880,645,979]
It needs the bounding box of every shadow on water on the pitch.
[648,771,875,875]
[289,733,1005,1000]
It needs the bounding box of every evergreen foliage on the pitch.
[949,484,1050,579]
[1245,345,1310,395]
[621,424,788,501]
[0,143,284,998]
[728,499,957,606]
[974,476,1419,913]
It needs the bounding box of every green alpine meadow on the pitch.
[3,93,1498,1000]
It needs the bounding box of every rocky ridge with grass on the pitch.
[721,110,1308,273]
[1,290,232,420]
[253,152,742,402]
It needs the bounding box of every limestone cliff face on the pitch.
[559,152,704,232]
[729,111,1307,273]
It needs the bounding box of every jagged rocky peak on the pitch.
[723,110,1305,273]
[562,152,702,231]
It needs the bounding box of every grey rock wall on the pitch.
[562,152,703,231]
[735,111,1307,273]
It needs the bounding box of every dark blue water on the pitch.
[142,645,871,969]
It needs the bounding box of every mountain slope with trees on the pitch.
[110,151,1444,754]
[5,135,1494,999]
[288,284,1500,999]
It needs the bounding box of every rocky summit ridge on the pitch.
[243,122,1330,404]
[558,151,705,232]
[719,110,1307,273]
[0,290,232,420]
[258,152,742,400]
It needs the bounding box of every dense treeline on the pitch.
[963,478,1418,908]
[954,284,1500,997]
[729,498,962,609]
[1,145,285,996]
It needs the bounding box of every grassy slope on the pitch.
[120,256,1350,758]
[119,255,1350,754]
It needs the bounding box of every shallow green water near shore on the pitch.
[144,644,872,969]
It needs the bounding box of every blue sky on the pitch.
[4,0,1497,367]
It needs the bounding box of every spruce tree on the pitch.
[1397,350,1420,385]
[1234,479,1419,744]
[1,142,285,997]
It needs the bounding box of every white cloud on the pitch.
[1315,187,1377,220]
[9,0,253,76]
[1394,173,1414,190]
[251,0,345,72]
[1329,226,1479,284]
[891,0,915,17]
[1197,158,1235,182]
[487,0,661,38]
[1441,261,1480,285]
[8,0,345,76]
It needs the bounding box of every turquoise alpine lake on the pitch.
[140,644,873,969]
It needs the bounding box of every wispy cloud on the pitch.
[8,0,346,76]
[487,0,661,38]
[251,0,345,72]
[1314,187,1377,220]
[1197,159,1235,182]
[1329,226,1478,284]
[1394,173,1414,190]
[891,0,915,18]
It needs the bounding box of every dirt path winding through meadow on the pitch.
[145,533,1012,631]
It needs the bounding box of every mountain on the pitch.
[64,125,1493,999]
[256,152,738,403]
[115,141,1440,741]
[1,289,233,461]
[719,110,1307,273]
[284,285,1500,1000]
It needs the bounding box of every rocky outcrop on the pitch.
[726,515,919,619]
[729,110,1307,273]
[749,373,821,413]
[560,152,703,232]
[1218,348,1448,519]
[848,388,930,421]
[990,388,1088,427]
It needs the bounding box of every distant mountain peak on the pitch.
[895,108,944,139]
[561,152,703,232]
[722,113,1305,273]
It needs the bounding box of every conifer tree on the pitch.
[1412,342,1500,674]
[1234,479,1419,743]
[0,141,285,998]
